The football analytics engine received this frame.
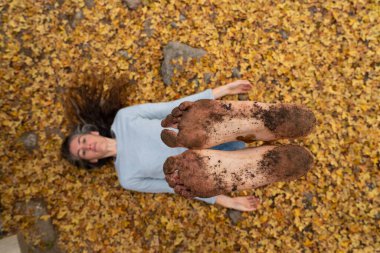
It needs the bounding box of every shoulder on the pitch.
[118,175,144,191]
[119,178,133,190]
[115,106,132,117]
[113,106,137,123]
[115,103,153,117]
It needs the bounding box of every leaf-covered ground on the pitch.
[1,0,379,252]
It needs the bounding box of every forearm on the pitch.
[212,80,253,99]
[212,86,229,99]
[124,89,214,119]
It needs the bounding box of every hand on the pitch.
[212,80,253,99]
[225,80,253,95]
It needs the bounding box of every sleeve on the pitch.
[123,89,214,120]
[120,177,216,204]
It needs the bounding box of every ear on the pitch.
[90,131,99,135]
[89,158,98,163]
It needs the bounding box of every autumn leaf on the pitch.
[0,0,378,252]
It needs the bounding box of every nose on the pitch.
[83,143,93,151]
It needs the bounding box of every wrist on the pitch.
[212,86,229,99]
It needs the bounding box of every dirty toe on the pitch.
[163,156,178,174]
[171,107,182,117]
[161,114,178,128]
[179,101,193,111]
[161,129,180,148]
[174,185,194,198]
[165,170,180,187]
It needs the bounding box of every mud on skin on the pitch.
[161,100,316,149]
[164,145,314,198]
[257,145,314,183]
[161,100,228,148]
[164,150,223,198]
[252,104,317,139]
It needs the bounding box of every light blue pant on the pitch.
[211,141,246,151]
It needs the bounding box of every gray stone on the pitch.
[123,0,141,10]
[18,232,61,253]
[302,192,315,210]
[68,10,84,29]
[19,132,38,151]
[279,29,289,40]
[84,0,94,9]
[170,22,178,28]
[20,47,33,57]
[15,199,60,253]
[232,67,241,78]
[143,18,154,37]
[188,76,200,88]
[366,182,375,190]
[161,42,207,85]
[179,14,186,21]
[136,18,154,47]
[17,233,30,253]
[308,6,318,15]
[238,94,249,101]
[203,73,213,84]
[118,50,132,59]
[0,213,4,238]
[227,209,243,225]
[42,3,55,13]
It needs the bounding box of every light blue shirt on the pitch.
[111,89,216,204]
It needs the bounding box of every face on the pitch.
[69,131,108,163]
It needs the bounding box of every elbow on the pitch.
[119,178,143,192]
[119,180,133,191]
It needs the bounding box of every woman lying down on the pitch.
[62,77,315,212]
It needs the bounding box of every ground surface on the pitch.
[0,0,379,252]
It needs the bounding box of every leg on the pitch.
[164,145,314,198]
[161,100,316,149]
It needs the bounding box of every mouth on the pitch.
[93,143,97,152]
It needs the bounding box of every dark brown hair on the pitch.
[61,72,132,169]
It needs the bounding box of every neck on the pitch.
[103,137,117,158]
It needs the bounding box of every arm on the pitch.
[212,80,253,99]
[122,80,253,120]
[124,89,214,120]
[120,177,216,204]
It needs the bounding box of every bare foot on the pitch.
[215,195,260,211]
[230,196,260,211]
[161,100,316,149]
[164,145,314,198]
